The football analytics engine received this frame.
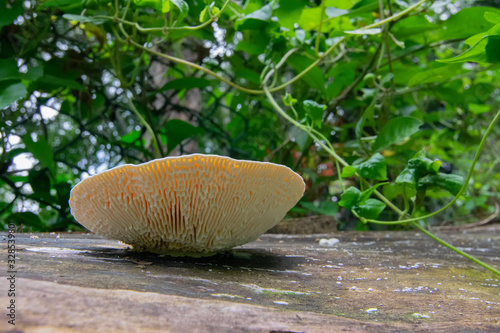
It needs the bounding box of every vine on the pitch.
[74,0,498,275]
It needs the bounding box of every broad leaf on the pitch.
[0,58,20,81]
[359,183,388,206]
[133,0,170,13]
[120,130,142,144]
[464,23,500,47]
[236,3,272,30]
[438,7,500,41]
[171,0,189,19]
[301,201,338,216]
[22,135,56,175]
[288,53,325,91]
[0,0,23,29]
[163,119,204,154]
[325,7,348,18]
[0,82,27,109]
[303,100,326,128]
[408,64,464,87]
[485,11,500,24]
[38,0,75,9]
[355,198,386,219]
[28,169,52,194]
[235,30,269,55]
[418,173,464,196]
[396,155,440,187]
[341,166,356,177]
[373,117,423,151]
[275,0,306,30]
[354,153,387,181]
[439,36,500,64]
[9,212,45,229]
[338,186,362,209]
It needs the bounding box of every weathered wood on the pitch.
[1,227,499,332]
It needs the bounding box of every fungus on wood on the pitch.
[69,154,305,255]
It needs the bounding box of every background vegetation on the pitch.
[1,0,500,238]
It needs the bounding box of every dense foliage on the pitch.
[1,0,500,237]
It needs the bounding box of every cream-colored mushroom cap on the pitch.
[69,154,305,255]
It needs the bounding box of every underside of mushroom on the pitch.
[69,154,305,255]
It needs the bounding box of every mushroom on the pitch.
[69,154,305,255]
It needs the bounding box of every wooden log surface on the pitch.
[1,225,499,332]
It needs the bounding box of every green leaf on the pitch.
[171,0,189,20]
[325,7,348,18]
[294,130,310,152]
[408,64,464,87]
[438,7,500,41]
[485,11,500,24]
[373,117,423,151]
[301,201,338,216]
[0,0,23,29]
[0,58,20,81]
[468,103,490,114]
[355,198,386,219]
[303,100,326,128]
[354,153,387,181]
[338,186,362,209]
[133,0,170,13]
[242,3,272,21]
[170,0,188,25]
[395,167,418,187]
[348,0,378,16]
[9,212,45,229]
[234,68,261,85]
[359,182,388,205]
[326,62,356,100]
[120,130,142,144]
[23,66,44,82]
[438,35,500,64]
[28,169,52,194]
[275,0,306,30]
[379,73,394,86]
[341,166,356,177]
[430,160,442,174]
[199,6,209,22]
[235,30,269,55]
[38,0,75,9]
[391,15,438,42]
[382,183,406,201]
[62,14,109,24]
[36,75,86,90]
[22,135,56,175]
[163,119,204,154]
[395,155,440,187]
[160,77,212,91]
[356,74,391,140]
[282,93,298,106]
[464,23,500,47]
[418,173,464,196]
[355,220,369,230]
[236,3,272,30]
[288,53,325,91]
[0,82,27,109]
[355,102,374,139]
